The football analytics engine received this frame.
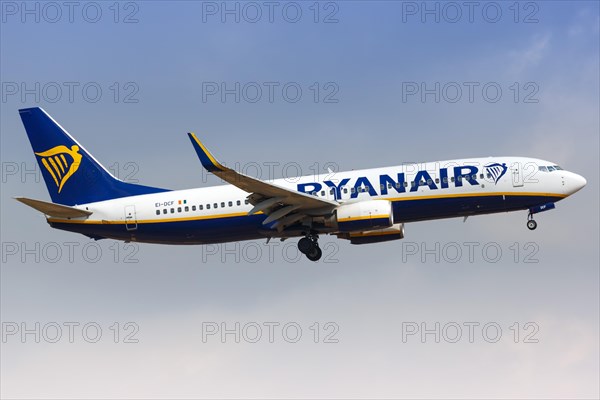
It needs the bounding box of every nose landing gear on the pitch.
[526,213,537,230]
[298,233,322,261]
[526,202,556,231]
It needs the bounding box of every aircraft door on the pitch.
[125,205,137,231]
[511,162,524,187]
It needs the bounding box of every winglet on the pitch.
[187,133,227,173]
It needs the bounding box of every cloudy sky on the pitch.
[1,1,598,398]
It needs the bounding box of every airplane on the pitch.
[15,107,587,261]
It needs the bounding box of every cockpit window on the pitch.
[539,165,563,172]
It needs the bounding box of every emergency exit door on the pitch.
[511,162,524,187]
[125,205,137,231]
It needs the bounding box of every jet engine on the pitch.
[329,200,394,232]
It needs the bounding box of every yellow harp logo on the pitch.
[35,145,82,193]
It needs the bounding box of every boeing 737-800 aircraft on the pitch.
[16,107,586,261]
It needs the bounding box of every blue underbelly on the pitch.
[49,194,562,244]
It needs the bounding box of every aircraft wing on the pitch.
[188,133,338,231]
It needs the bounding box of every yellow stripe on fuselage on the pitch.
[47,191,566,226]
[48,211,256,225]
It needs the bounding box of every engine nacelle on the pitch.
[349,223,405,245]
[333,200,394,232]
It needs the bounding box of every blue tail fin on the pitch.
[19,107,170,206]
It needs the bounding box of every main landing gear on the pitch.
[527,213,538,231]
[298,233,322,262]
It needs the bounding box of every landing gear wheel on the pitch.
[298,237,313,254]
[298,232,321,261]
[527,219,537,230]
[306,245,322,262]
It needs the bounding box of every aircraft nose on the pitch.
[567,172,587,195]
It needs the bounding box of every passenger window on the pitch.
[486,173,491,179]
[221,202,225,208]
[443,177,448,183]
[156,210,160,215]
[330,189,334,195]
[192,206,196,211]
[343,188,348,194]
[214,203,218,208]
[404,182,408,187]
[395,183,401,189]
[427,179,432,185]
[365,186,370,192]
[435,178,440,184]
[451,177,455,182]
[320,191,325,196]
[177,207,182,212]
[245,199,249,204]
[206,204,210,209]
[351,187,356,194]
[163,209,167,214]
[185,206,189,212]
[171,208,175,213]
[465,175,470,181]
[479,174,484,179]
[199,205,204,210]
[380,184,385,190]
[228,201,233,207]
[237,200,241,206]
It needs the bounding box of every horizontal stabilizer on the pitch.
[15,197,92,218]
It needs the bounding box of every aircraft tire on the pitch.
[306,245,322,262]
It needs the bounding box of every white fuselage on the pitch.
[46,156,586,244]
